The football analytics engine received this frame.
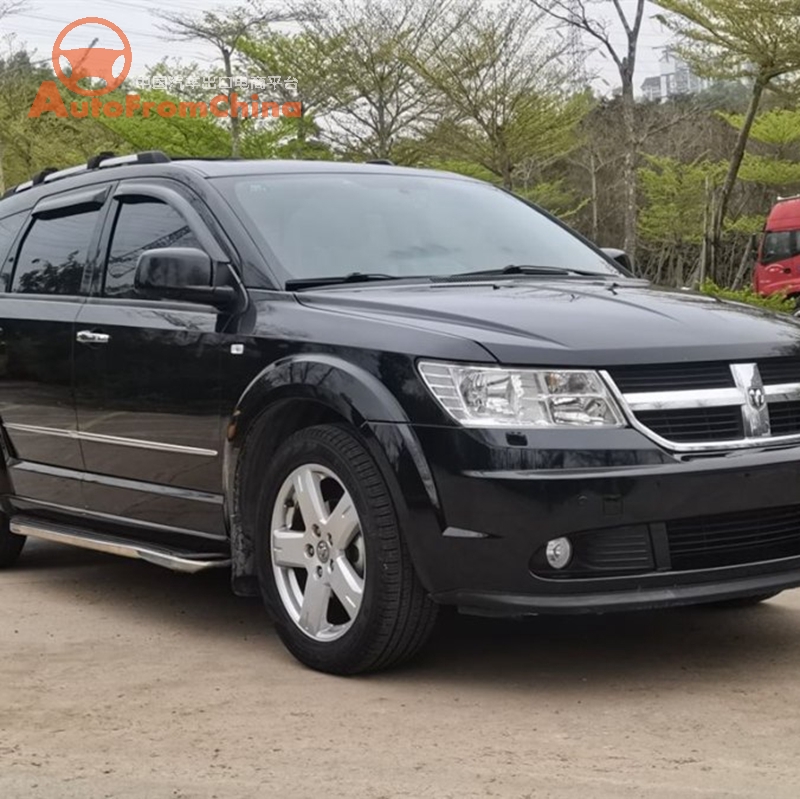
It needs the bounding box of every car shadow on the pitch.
[15,540,800,689]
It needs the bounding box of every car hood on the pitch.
[295,278,800,366]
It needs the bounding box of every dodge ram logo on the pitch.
[748,386,766,409]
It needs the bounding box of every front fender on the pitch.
[232,353,414,433]
[224,354,443,594]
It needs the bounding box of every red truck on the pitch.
[754,196,800,300]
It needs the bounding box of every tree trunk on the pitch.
[732,235,755,290]
[590,152,599,242]
[500,157,513,191]
[710,77,765,281]
[620,81,638,269]
[222,49,241,157]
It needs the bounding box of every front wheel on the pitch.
[256,424,438,675]
[0,516,25,568]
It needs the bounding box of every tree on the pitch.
[412,2,590,190]
[655,0,800,279]
[297,0,462,160]
[154,1,291,156]
[238,31,345,158]
[98,89,234,158]
[0,1,22,26]
[530,0,646,264]
[726,110,800,190]
[639,155,726,251]
[0,47,123,190]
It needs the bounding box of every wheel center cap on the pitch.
[316,541,331,563]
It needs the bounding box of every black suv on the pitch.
[3,151,800,674]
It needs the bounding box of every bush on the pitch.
[698,280,795,313]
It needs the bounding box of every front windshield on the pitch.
[214,172,620,282]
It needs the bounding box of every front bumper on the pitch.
[438,566,800,616]
[378,423,800,614]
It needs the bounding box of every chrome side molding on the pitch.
[10,518,230,574]
[4,423,218,457]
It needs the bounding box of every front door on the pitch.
[73,185,227,548]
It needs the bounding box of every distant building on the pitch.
[640,50,710,102]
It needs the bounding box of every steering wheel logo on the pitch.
[53,17,131,97]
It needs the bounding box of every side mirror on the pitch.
[134,248,240,310]
[601,248,633,273]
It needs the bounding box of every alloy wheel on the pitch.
[270,463,366,642]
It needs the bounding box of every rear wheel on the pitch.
[256,424,438,675]
[0,516,25,568]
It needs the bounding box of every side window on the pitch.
[104,200,202,298]
[12,208,100,295]
[763,231,800,264]
[0,211,30,291]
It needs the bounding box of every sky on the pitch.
[3,0,675,95]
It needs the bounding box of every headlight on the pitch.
[418,361,625,428]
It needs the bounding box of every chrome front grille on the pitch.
[604,360,800,451]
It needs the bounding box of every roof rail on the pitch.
[367,159,394,166]
[2,150,172,199]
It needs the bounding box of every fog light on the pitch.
[545,537,573,570]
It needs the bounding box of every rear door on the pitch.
[73,181,228,547]
[0,187,108,513]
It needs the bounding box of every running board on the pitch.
[10,517,231,574]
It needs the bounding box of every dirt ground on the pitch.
[2,540,800,798]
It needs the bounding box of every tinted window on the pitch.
[215,174,619,282]
[105,200,201,297]
[0,211,30,290]
[12,209,99,295]
[763,231,800,264]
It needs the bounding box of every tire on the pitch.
[255,423,438,675]
[0,516,25,568]
[703,592,781,609]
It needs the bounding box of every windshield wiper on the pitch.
[438,264,606,281]
[285,272,404,291]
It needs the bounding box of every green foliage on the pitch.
[738,153,800,186]
[517,180,588,219]
[239,32,348,118]
[638,156,726,245]
[239,115,333,160]
[98,90,233,158]
[699,280,795,312]
[654,0,800,83]
[0,49,123,189]
[422,159,498,182]
[411,3,591,189]
[724,214,767,235]
[720,109,800,190]
[3,0,800,297]
[722,108,800,148]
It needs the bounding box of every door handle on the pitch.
[76,330,110,345]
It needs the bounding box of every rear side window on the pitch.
[104,200,201,298]
[12,209,101,295]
